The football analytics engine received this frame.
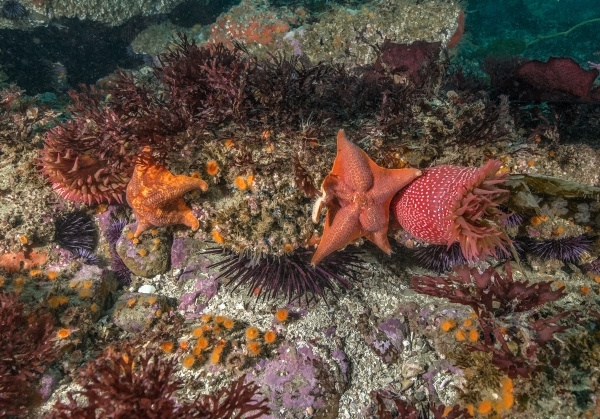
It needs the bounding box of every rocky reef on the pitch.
[2,0,600,418]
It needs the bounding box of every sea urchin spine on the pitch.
[413,242,467,273]
[1,0,26,19]
[392,160,511,262]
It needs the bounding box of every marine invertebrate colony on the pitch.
[39,38,242,206]
[126,154,208,237]
[392,160,511,262]
[311,130,421,265]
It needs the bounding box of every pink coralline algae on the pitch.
[178,278,219,317]
[392,160,511,262]
[250,342,346,417]
[207,1,298,49]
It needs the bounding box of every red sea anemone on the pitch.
[39,116,132,205]
[392,160,511,262]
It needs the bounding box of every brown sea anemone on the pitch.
[39,120,132,205]
[392,160,511,262]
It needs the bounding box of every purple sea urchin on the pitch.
[103,217,131,285]
[207,247,363,304]
[526,235,594,263]
[104,217,128,246]
[584,258,600,275]
[1,0,26,19]
[72,248,100,265]
[110,255,131,285]
[54,211,97,255]
[413,242,467,273]
[501,210,524,228]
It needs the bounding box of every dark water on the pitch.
[0,0,598,95]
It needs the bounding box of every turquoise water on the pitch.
[466,0,600,64]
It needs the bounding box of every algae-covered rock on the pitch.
[112,292,170,333]
[116,224,171,278]
[66,265,118,320]
[507,173,600,213]
[1,0,187,29]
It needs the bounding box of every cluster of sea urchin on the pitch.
[207,247,363,304]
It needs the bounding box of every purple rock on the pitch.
[170,237,188,270]
[171,237,211,276]
[195,278,218,297]
[178,278,219,316]
[378,317,406,348]
[332,349,348,376]
[39,371,61,400]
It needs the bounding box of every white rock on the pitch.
[138,284,156,294]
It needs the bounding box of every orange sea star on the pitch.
[126,161,208,237]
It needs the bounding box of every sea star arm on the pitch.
[365,229,392,255]
[144,176,208,207]
[369,166,422,203]
[311,205,362,265]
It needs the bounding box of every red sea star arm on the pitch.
[369,165,423,203]
[332,130,374,192]
[311,204,363,265]
[365,229,393,255]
